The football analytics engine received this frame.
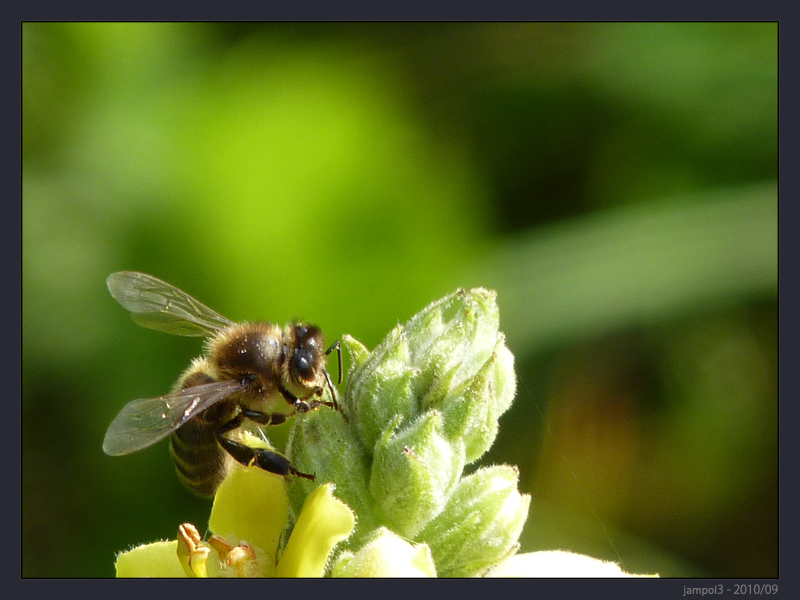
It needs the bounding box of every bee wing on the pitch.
[102,379,244,456]
[107,271,234,337]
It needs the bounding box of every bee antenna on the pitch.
[325,340,343,385]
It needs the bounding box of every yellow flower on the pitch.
[114,465,354,577]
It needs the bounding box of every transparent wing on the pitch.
[102,379,244,456]
[107,271,234,337]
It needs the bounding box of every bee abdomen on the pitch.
[170,420,229,498]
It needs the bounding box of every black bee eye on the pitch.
[292,350,314,381]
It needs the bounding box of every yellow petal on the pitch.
[115,541,187,578]
[208,464,290,576]
[276,483,355,577]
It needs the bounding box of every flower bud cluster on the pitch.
[287,288,529,577]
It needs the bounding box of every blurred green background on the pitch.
[22,22,777,578]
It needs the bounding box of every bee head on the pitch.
[287,323,327,392]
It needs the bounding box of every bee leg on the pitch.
[279,388,337,414]
[239,408,291,427]
[321,369,340,412]
[279,388,317,414]
[217,435,315,481]
[216,413,316,480]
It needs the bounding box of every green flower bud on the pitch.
[430,340,517,462]
[417,465,530,578]
[405,288,502,394]
[343,326,418,453]
[342,288,516,464]
[286,408,378,538]
[370,411,466,537]
[285,288,527,575]
[329,527,437,577]
[341,334,370,370]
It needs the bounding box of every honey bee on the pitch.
[102,271,340,497]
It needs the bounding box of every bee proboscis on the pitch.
[103,271,341,497]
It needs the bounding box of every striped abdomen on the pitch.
[170,401,234,497]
